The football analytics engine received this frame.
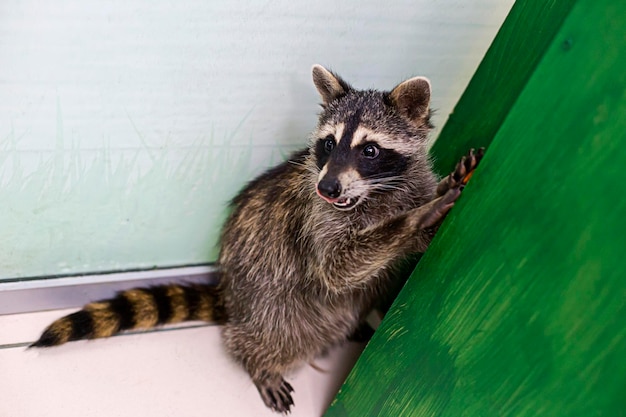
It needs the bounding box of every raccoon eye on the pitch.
[362,144,380,159]
[323,136,336,154]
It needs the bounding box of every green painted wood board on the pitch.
[429,0,575,177]
[325,0,626,415]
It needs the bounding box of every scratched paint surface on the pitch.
[326,0,626,415]
[0,0,514,279]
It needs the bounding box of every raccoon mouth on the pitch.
[324,197,359,210]
[317,194,359,210]
[315,187,360,210]
[331,196,359,210]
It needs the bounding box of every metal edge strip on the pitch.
[0,265,218,316]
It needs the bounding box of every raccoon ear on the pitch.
[312,65,351,107]
[389,76,431,124]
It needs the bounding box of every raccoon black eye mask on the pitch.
[31,64,484,414]
[315,140,411,211]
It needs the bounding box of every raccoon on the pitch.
[31,65,483,413]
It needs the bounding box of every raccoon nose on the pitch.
[317,178,342,199]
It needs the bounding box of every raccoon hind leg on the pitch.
[222,323,297,413]
[255,372,295,414]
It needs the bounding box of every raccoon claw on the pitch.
[257,377,295,414]
[437,147,485,196]
[424,147,484,227]
[456,147,484,184]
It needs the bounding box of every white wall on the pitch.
[0,0,514,279]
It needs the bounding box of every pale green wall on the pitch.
[0,0,514,279]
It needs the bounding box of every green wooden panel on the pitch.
[429,0,575,177]
[326,0,626,415]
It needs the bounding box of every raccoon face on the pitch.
[313,121,410,210]
[310,65,432,211]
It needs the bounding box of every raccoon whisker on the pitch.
[296,162,316,170]
[352,177,408,193]
[369,189,402,197]
[362,179,406,189]
[368,187,407,196]
[385,184,409,192]
[296,170,320,183]
[301,165,320,175]
[362,174,405,182]
[355,177,400,185]
[288,159,319,176]
[367,182,403,188]
[371,182,410,193]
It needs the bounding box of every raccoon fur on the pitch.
[31,65,483,413]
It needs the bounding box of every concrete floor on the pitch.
[0,309,364,417]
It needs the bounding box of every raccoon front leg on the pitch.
[414,186,463,229]
[436,147,484,197]
[331,191,465,285]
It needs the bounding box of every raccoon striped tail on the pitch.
[30,283,225,348]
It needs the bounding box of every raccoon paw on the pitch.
[256,376,295,414]
[437,147,485,196]
[457,147,485,186]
